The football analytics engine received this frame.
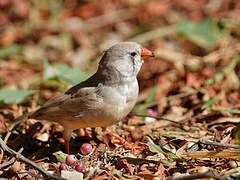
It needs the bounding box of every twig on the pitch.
[200,139,239,149]
[181,149,240,159]
[0,156,16,169]
[0,114,29,163]
[0,138,63,180]
[166,171,225,180]
[208,117,240,125]
[4,113,29,144]
[0,147,23,169]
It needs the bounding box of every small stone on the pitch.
[144,117,156,124]
[61,170,83,180]
[198,166,209,173]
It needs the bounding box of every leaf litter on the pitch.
[0,0,240,179]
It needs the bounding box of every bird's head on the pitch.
[99,42,153,77]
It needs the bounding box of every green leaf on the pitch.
[43,60,90,85]
[53,151,67,162]
[147,138,179,160]
[43,59,55,80]
[0,89,33,104]
[54,64,89,85]
[177,18,227,48]
[201,96,219,110]
[133,86,157,116]
[42,79,66,92]
[0,44,23,59]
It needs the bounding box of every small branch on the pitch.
[0,138,63,180]
[200,139,239,149]
[166,171,225,180]
[181,149,240,159]
[0,147,23,169]
[0,157,16,169]
[1,113,29,163]
[4,113,29,144]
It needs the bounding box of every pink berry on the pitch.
[66,155,77,166]
[80,143,93,155]
[59,163,68,171]
[147,109,158,118]
[74,163,85,173]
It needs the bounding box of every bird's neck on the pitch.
[96,66,136,85]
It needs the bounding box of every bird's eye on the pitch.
[130,52,137,57]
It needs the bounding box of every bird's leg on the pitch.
[63,128,73,154]
[65,140,70,154]
[91,127,98,139]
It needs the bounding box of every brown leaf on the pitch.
[0,115,7,133]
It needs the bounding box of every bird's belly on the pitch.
[60,114,118,129]
[59,102,133,130]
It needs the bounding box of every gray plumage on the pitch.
[30,42,145,141]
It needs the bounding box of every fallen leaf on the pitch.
[53,151,67,163]
[43,60,90,85]
[0,44,23,59]
[178,18,228,48]
[0,88,33,104]
[147,138,180,160]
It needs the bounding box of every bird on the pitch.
[29,42,153,153]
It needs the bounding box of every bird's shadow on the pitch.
[6,122,101,159]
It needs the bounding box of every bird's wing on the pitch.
[31,84,103,121]
[60,85,104,115]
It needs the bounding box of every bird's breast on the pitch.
[101,79,139,120]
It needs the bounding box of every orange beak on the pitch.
[141,47,154,59]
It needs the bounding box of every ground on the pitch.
[0,0,240,179]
